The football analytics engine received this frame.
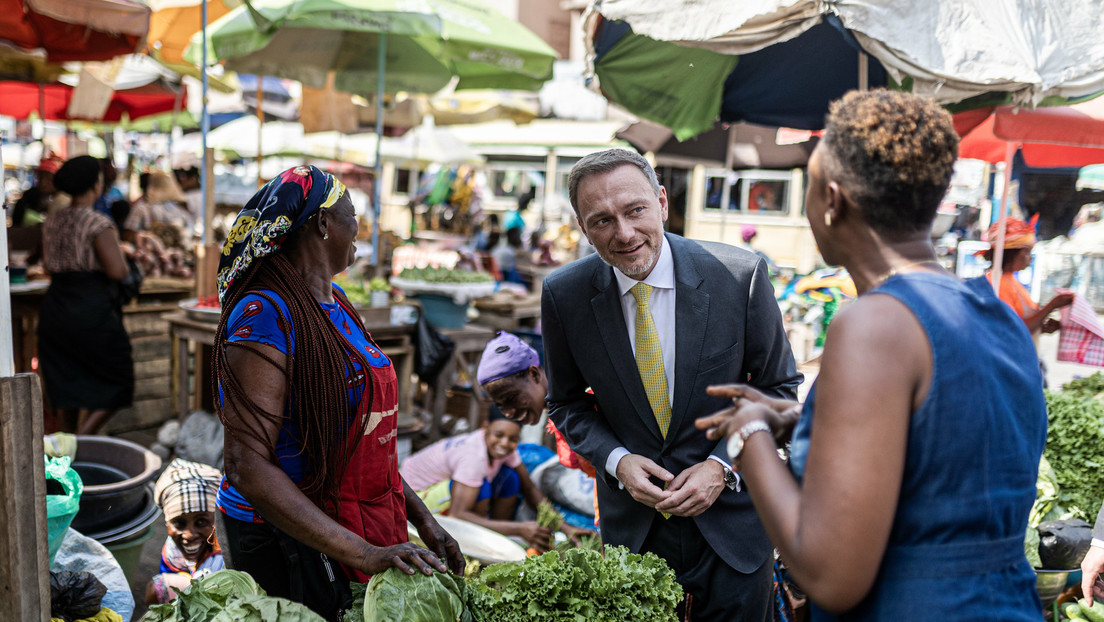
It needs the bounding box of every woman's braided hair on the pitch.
[213,250,374,516]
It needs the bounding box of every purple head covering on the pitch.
[477,332,540,385]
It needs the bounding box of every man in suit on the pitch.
[542,149,801,620]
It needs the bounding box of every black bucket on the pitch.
[70,436,161,534]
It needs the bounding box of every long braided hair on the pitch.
[213,250,375,516]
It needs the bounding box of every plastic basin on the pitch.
[1036,569,1072,607]
[71,435,161,534]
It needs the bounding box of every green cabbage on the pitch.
[363,569,472,622]
[140,570,324,622]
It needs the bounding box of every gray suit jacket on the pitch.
[542,233,802,573]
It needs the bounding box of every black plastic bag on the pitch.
[414,310,455,384]
[50,570,107,622]
[1038,518,1092,570]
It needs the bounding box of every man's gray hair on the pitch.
[567,149,660,217]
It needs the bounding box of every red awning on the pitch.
[0,80,183,121]
[0,0,150,62]
[956,98,1104,168]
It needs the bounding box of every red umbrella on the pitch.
[953,96,1104,294]
[0,79,184,121]
[956,98,1104,168]
[0,0,150,62]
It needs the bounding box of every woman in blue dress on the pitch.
[697,90,1046,620]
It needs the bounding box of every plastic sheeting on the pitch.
[593,0,1104,107]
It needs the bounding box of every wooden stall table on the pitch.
[165,306,417,420]
[422,323,498,441]
[472,291,542,332]
[10,278,193,433]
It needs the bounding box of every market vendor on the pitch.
[979,214,1074,335]
[146,459,225,605]
[213,165,463,621]
[400,401,593,553]
[11,153,62,227]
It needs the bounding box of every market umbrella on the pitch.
[952,97,1104,287]
[185,0,557,263]
[384,120,484,168]
[956,98,1104,169]
[587,0,1104,140]
[0,79,183,121]
[0,0,151,63]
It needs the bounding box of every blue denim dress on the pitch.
[789,273,1045,620]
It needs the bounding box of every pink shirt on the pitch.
[400,430,521,491]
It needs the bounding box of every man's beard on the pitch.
[597,241,659,277]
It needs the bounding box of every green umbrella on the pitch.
[185,0,557,262]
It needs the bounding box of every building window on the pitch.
[704,170,791,215]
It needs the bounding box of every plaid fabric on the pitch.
[154,458,222,520]
[1057,293,1104,367]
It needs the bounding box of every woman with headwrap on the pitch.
[212,166,463,620]
[146,459,225,604]
[979,215,1074,334]
[38,155,133,434]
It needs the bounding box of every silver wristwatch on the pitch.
[726,419,772,460]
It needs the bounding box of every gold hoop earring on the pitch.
[824,212,832,227]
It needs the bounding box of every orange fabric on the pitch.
[982,215,1038,251]
[986,271,1038,320]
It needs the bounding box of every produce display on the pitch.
[1044,374,1104,521]
[398,267,494,284]
[1059,598,1104,621]
[333,277,374,306]
[348,545,682,622]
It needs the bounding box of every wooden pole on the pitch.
[990,141,1019,294]
[0,125,13,377]
[0,374,49,621]
[257,79,265,188]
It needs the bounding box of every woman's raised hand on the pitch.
[697,384,802,443]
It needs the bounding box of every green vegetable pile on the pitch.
[333,277,373,305]
[466,546,682,622]
[347,545,681,622]
[141,570,324,622]
[1061,598,1104,621]
[399,267,493,284]
[1044,374,1104,521]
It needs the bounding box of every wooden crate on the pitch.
[102,302,180,434]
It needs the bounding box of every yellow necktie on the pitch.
[631,283,671,437]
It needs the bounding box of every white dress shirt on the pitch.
[602,238,737,489]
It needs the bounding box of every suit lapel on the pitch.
[668,236,708,446]
[590,263,665,442]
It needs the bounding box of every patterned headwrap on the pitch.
[153,458,222,521]
[982,214,1038,251]
[217,165,346,302]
